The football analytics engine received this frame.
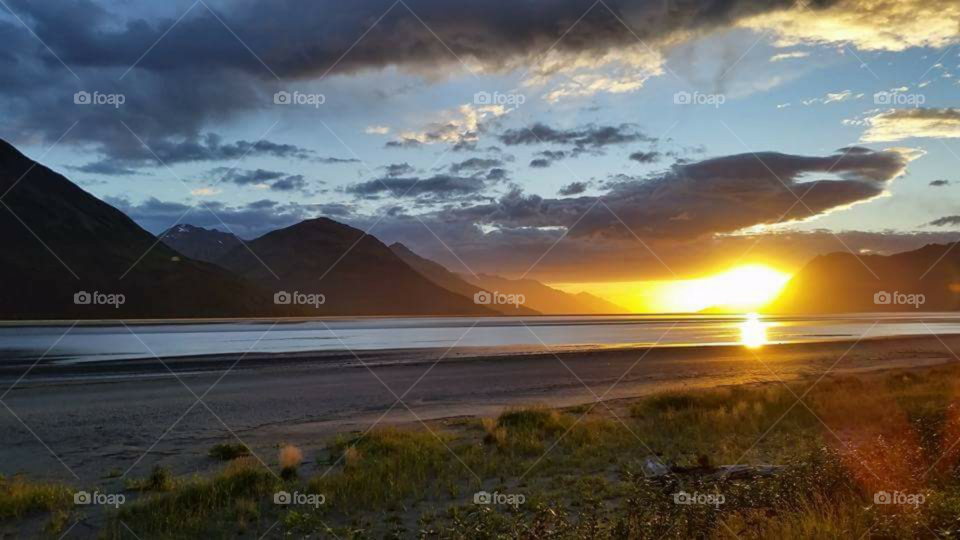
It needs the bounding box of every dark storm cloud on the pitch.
[1,0,831,165]
[930,179,951,187]
[12,0,815,79]
[530,159,552,168]
[443,148,909,240]
[346,175,487,200]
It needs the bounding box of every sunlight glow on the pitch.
[739,312,769,348]
[550,264,791,313]
[672,264,791,312]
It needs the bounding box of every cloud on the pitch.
[76,134,317,172]
[106,196,318,238]
[740,0,960,52]
[383,163,416,177]
[801,90,864,106]
[861,108,960,142]
[212,167,318,192]
[629,151,661,163]
[498,123,651,155]
[315,156,361,165]
[390,104,510,147]
[449,148,911,241]
[929,215,960,227]
[769,51,810,62]
[365,126,391,135]
[346,175,488,200]
[449,157,504,174]
[930,179,951,187]
[558,182,588,196]
[530,158,552,168]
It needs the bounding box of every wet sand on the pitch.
[1,335,958,485]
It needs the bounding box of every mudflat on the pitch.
[1,335,957,484]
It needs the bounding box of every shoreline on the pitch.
[2,333,959,485]
[2,331,957,386]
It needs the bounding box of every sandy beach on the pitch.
[2,334,957,485]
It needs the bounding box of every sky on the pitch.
[3,0,960,308]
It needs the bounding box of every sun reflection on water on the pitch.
[740,313,768,348]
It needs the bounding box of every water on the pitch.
[1,313,959,365]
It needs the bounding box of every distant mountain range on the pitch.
[160,224,241,264]
[463,274,629,315]
[0,140,288,320]
[390,243,541,316]
[215,218,496,316]
[8,137,953,320]
[1,139,599,319]
[768,244,960,312]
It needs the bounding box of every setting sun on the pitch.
[552,264,791,313]
[675,265,792,313]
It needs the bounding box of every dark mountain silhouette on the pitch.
[767,243,960,313]
[0,140,292,320]
[463,274,630,315]
[160,224,242,264]
[217,218,496,316]
[390,243,540,316]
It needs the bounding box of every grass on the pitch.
[12,364,960,538]
[103,458,280,539]
[208,442,251,461]
[125,465,176,493]
[0,475,72,520]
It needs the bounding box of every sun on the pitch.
[674,264,791,312]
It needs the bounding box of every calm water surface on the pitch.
[1,313,958,364]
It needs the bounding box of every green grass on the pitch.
[103,458,280,539]
[124,465,176,493]
[0,475,72,520]
[310,427,468,510]
[208,442,251,461]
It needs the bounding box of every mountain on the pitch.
[767,243,960,313]
[463,274,630,315]
[160,224,241,264]
[217,218,497,316]
[0,140,294,320]
[390,243,540,316]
